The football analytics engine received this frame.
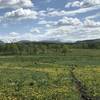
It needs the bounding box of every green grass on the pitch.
[74,66,100,98]
[0,67,80,100]
[0,49,100,66]
[0,49,100,99]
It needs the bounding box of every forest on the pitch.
[0,40,100,55]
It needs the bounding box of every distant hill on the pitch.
[0,40,4,45]
[17,40,32,43]
[0,38,100,55]
[17,38,100,44]
[76,39,100,44]
[2,38,100,44]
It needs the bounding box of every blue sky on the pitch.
[0,0,100,42]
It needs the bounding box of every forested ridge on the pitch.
[0,39,100,55]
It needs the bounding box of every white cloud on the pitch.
[65,0,100,8]
[47,6,100,17]
[47,8,56,11]
[38,10,47,17]
[0,32,42,43]
[0,0,100,43]
[57,17,82,26]
[57,17,100,28]
[4,8,38,20]
[84,19,100,27]
[1,14,100,42]
[43,25,100,42]
[1,22,100,42]
[9,32,19,37]
[0,32,21,42]
[38,20,57,28]
[65,1,83,8]
[0,9,47,22]
[0,5,99,22]
[83,0,100,6]
[30,28,41,34]
[0,0,33,8]
[38,20,57,25]
[38,17,82,28]
[36,18,100,42]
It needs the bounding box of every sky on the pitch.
[0,0,100,42]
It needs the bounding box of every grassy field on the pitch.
[74,66,100,99]
[0,49,100,100]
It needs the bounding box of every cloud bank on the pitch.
[0,0,100,42]
[0,0,33,8]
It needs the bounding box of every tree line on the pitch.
[0,41,100,55]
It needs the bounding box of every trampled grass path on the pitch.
[69,67,94,100]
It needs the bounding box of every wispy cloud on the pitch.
[65,0,100,8]
[0,0,33,9]
[0,0,100,42]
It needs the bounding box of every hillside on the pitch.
[76,39,100,44]
[0,38,100,55]
[0,40,4,44]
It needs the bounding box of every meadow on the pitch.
[0,49,100,100]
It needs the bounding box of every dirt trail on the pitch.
[69,67,93,100]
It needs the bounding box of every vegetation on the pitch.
[74,66,100,99]
[0,40,100,55]
[0,42,100,99]
[0,66,81,100]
